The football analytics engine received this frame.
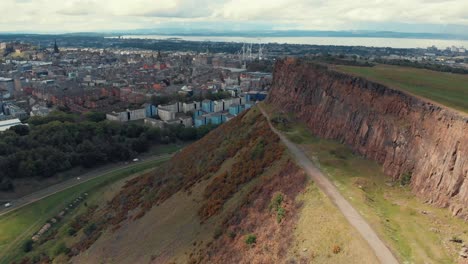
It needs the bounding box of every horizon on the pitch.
[1,0,467,36]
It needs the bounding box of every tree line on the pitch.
[0,111,216,191]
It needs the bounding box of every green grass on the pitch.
[336,64,468,113]
[294,128,467,263]
[0,158,169,263]
[148,143,189,156]
[263,104,468,263]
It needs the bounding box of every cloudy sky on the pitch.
[1,0,467,34]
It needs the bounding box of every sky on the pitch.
[1,0,468,34]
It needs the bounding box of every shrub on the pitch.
[400,172,412,186]
[332,245,341,254]
[449,236,463,243]
[67,227,76,236]
[269,193,284,211]
[84,223,97,236]
[245,234,257,245]
[213,228,223,239]
[52,242,70,257]
[251,139,266,160]
[277,207,286,223]
[22,239,33,252]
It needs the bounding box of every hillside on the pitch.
[268,58,467,220]
[13,107,380,264]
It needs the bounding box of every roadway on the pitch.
[0,154,173,217]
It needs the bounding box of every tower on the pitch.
[53,39,60,54]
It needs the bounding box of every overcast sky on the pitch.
[1,0,468,34]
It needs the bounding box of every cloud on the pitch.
[0,0,467,33]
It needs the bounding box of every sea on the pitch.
[117,35,468,49]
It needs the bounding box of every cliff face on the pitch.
[267,58,468,220]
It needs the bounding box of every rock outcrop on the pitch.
[267,58,468,220]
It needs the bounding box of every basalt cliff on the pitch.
[267,58,468,220]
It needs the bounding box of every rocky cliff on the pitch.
[267,58,468,220]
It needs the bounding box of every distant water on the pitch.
[117,35,468,49]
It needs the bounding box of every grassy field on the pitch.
[0,158,169,264]
[335,64,468,113]
[290,182,379,263]
[265,106,468,264]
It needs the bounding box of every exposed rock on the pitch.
[460,245,468,258]
[267,59,468,220]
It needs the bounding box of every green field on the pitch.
[0,158,169,263]
[335,64,468,113]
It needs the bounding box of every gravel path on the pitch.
[259,105,399,264]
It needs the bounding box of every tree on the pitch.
[151,95,171,106]
[10,125,29,136]
[22,239,33,252]
[76,140,106,168]
[85,111,106,122]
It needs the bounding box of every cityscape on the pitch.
[0,1,467,264]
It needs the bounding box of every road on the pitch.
[0,154,173,217]
[259,105,399,264]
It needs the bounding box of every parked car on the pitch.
[4,202,11,208]
[133,158,139,162]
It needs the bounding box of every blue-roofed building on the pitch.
[245,93,253,102]
[143,103,157,117]
[257,92,268,101]
[195,116,207,128]
[209,114,223,125]
[193,110,204,119]
[246,91,268,102]
[202,100,214,113]
[229,104,241,116]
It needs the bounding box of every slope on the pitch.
[10,107,380,264]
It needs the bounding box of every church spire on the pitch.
[53,39,60,54]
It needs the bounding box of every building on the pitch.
[194,116,207,128]
[30,105,51,117]
[209,113,223,125]
[202,100,214,113]
[158,102,181,113]
[229,104,242,116]
[245,91,268,102]
[144,118,165,128]
[0,118,22,132]
[106,108,146,122]
[182,101,201,113]
[157,107,176,121]
[143,103,157,117]
[2,103,28,119]
[0,77,15,99]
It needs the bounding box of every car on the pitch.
[76,177,81,180]
[4,202,11,208]
[133,158,139,162]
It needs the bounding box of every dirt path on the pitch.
[259,105,399,264]
[0,154,173,217]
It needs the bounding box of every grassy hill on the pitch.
[9,108,380,264]
[0,158,169,264]
[335,64,468,113]
[264,103,468,264]
[6,105,466,264]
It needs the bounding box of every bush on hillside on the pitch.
[22,239,33,252]
[245,234,257,245]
